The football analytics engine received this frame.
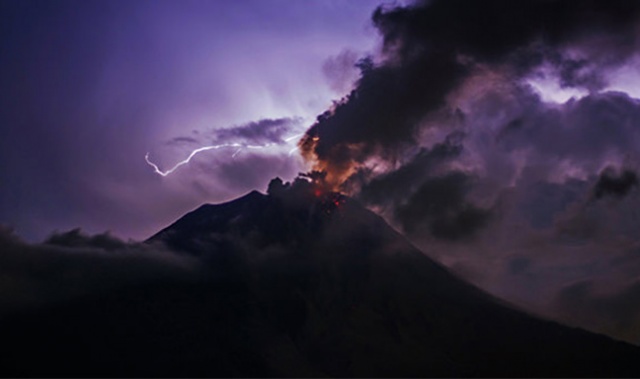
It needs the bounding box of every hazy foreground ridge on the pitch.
[1,179,639,377]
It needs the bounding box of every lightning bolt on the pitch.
[145,133,304,177]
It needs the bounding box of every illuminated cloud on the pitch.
[145,117,305,177]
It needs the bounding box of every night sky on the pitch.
[0,0,380,241]
[3,0,640,345]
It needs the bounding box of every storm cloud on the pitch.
[212,117,302,145]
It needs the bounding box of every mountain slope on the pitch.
[1,180,639,377]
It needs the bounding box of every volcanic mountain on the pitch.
[1,177,639,377]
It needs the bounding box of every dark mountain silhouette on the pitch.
[1,177,639,377]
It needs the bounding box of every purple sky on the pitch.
[0,0,381,241]
[3,0,640,346]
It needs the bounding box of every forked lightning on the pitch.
[145,133,303,177]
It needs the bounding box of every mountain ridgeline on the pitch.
[1,177,639,377]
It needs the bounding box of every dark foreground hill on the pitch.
[1,178,639,377]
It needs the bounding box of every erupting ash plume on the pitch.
[301,0,640,189]
[298,0,640,344]
[299,0,640,234]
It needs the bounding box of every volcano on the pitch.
[1,177,639,377]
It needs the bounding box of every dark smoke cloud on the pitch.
[358,132,464,206]
[299,0,640,343]
[374,0,640,60]
[301,0,640,182]
[299,0,640,237]
[395,172,490,240]
[593,168,639,199]
[355,132,489,240]
[300,50,465,181]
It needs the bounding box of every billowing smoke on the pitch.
[301,0,640,185]
[300,0,640,343]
